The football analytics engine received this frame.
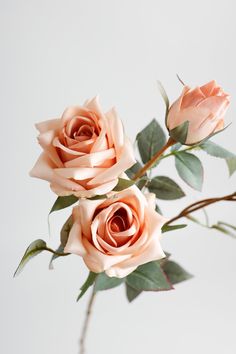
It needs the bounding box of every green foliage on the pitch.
[226,158,236,176]
[175,151,203,191]
[94,273,124,291]
[162,224,187,233]
[126,161,144,179]
[49,215,73,268]
[124,257,193,302]
[49,244,65,269]
[162,260,193,284]
[169,121,189,145]
[126,261,173,291]
[187,215,236,239]
[14,239,47,277]
[60,215,73,247]
[125,284,142,303]
[77,272,97,301]
[14,240,69,277]
[157,81,170,123]
[200,140,236,176]
[50,195,78,214]
[113,178,134,191]
[136,119,167,164]
[148,176,185,200]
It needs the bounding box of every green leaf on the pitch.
[162,260,193,285]
[211,222,236,239]
[126,161,144,179]
[60,215,73,247]
[169,121,189,145]
[113,178,134,191]
[136,119,167,164]
[157,81,169,123]
[148,176,185,200]
[49,215,73,269]
[200,140,236,176]
[94,273,124,291]
[88,195,107,200]
[155,203,162,215]
[49,244,65,269]
[175,151,203,191]
[217,221,236,231]
[77,272,97,301]
[162,224,187,233]
[200,140,235,159]
[226,157,236,176]
[125,283,142,302]
[14,239,47,277]
[126,261,173,291]
[50,195,78,214]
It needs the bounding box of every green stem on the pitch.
[159,145,197,161]
[46,247,70,257]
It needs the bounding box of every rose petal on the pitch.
[38,131,63,167]
[105,236,165,278]
[30,152,55,181]
[64,217,86,256]
[73,179,118,198]
[200,80,217,97]
[54,167,106,180]
[167,86,190,129]
[181,87,205,109]
[36,119,61,134]
[87,138,136,185]
[106,107,124,157]
[83,238,131,273]
[61,106,91,124]
[64,148,116,168]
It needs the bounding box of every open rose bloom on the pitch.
[167,80,230,144]
[30,97,136,197]
[64,186,166,278]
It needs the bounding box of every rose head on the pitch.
[167,80,230,144]
[64,186,166,278]
[30,97,136,197]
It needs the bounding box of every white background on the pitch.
[1,1,236,353]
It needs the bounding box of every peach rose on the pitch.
[167,80,230,144]
[64,186,166,278]
[30,97,136,197]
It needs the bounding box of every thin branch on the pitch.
[165,192,236,226]
[79,288,96,354]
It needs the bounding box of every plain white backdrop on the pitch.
[1,1,236,353]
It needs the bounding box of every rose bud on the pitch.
[30,97,136,198]
[167,80,230,145]
[64,186,166,278]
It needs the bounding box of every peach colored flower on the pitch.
[64,186,166,278]
[167,80,230,144]
[30,97,136,197]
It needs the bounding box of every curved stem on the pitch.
[46,247,70,257]
[79,288,96,354]
[165,192,236,226]
[132,137,175,181]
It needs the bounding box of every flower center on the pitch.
[74,124,94,140]
[110,215,127,233]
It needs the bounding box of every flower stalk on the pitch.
[132,137,176,181]
[79,288,96,354]
[165,192,236,226]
